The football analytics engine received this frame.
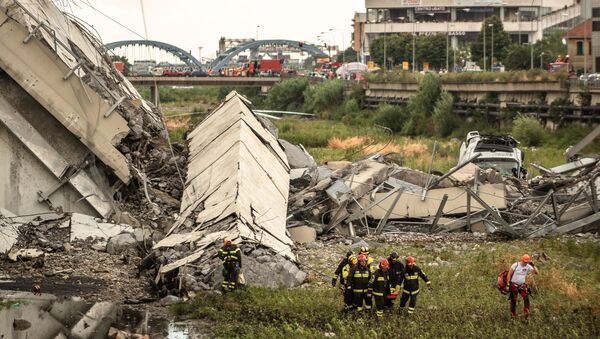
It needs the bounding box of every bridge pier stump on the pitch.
[150,85,158,106]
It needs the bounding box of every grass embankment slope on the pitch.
[173,237,600,338]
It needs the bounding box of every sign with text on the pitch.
[402,61,409,70]
[402,0,422,6]
[415,7,448,13]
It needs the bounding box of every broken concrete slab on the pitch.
[7,248,44,262]
[106,233,138,255]
[548,157,598,175]
[555,212,600,234]
[361,184,506,219]
[391,167,453,188]
[279,139,317,169]
[70,213,133,242]
[288,226,317,244]
[0,208,19,253]
[326,180,352,205]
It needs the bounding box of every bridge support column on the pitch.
[150,85,159,106]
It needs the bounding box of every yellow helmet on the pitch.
[349,255,358,265]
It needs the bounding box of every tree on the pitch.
[433,92,457,137]
[405,73,442,135]
[336,47,359,63]
[369,33,451,70]
[504,44,531,70]
[471,16,511,68]
[302,56,315,70]
[110,55,131,76]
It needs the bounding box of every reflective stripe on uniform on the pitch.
[376,310,383,317]
[403,289,420,295]
[372,291,384,296]
[354,289,365,293]
[377,277,385,281]
[354,273,369,278]
[405,275,418,280]
[408,307,415,314]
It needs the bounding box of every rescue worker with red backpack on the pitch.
[506,254,538,319]
[397,256,431,315]
[371,259,390,317]
[347,254,372,312]
[385,252,404,307]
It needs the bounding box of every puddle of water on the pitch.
[167,322,190,339]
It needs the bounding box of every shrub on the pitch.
[265,77,309,111]
[432,92,457,137]
[373,104,409,133]
[512,115,547,146]
[303,79,344,116]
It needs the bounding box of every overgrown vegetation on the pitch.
[173,238,600,338]
[512,115,547,147]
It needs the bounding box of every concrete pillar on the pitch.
[150,85,158,106]
[451,7,456,21]
[452,36,458,49]
[500,6,505,21]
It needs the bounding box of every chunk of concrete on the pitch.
[106,233,138,255]
[0,209,19,253]
[326,180,352,205]
[279,139,316,169]
[288,226,317,244]
[70,213,133,242]
[7,248,44,262]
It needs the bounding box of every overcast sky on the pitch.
[66,0,364,60]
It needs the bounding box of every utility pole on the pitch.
[446,21,449,72]
[384,14,387,71]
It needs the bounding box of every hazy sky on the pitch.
[65,0,364,60]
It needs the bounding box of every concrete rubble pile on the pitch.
[0,0,183,229]
[148,92,306,295]
[286,151,600,240]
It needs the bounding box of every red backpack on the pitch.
[497,270,509,294]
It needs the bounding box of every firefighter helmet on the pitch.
[346,250,354,259]
[520,254,531,263]
[379,258,390,270]
[405,256,416,265]
[223,238,232,245]
[390,252,399,260]
[359,246,369,255]
[349,255,358,265]
[357,254,367,263]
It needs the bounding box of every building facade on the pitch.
[592,0,600,72]
[354,0,580,62]
[565,20,592,73]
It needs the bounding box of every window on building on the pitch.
[593,7,600,17]
[577,41,584,55]
[593,21,600,31]
[590,41,593,55]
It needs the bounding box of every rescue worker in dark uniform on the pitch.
[218,238,242,293]
[371,258,390,317]
[347,254,372,312]
[332,250,354,287]
[341,255,358,312]
[359,246,375,272]
[398,256,431,315]
[385,252,404,307]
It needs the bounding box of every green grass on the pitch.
[174,238,600,338]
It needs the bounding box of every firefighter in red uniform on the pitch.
[371,259,390,317]
[398,256,431,315]
[347,254,372,312]
[506,254,538,319]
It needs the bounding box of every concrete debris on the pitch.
[106,233,138,255]
[150,92,304,295]
[70,213,133,243]
[288,226,317,244]
[0,208,19,253]
[279,139,317,169]
[7,248,44,262]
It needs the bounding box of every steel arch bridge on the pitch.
[210,39,327,71]
[105,40,204,70]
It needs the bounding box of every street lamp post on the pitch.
[383,13,387,71]
[256,25,260,41]
[489,23,494,71]
[412,21,416,72]
[446,21,449,72]
[483,22,487,72]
